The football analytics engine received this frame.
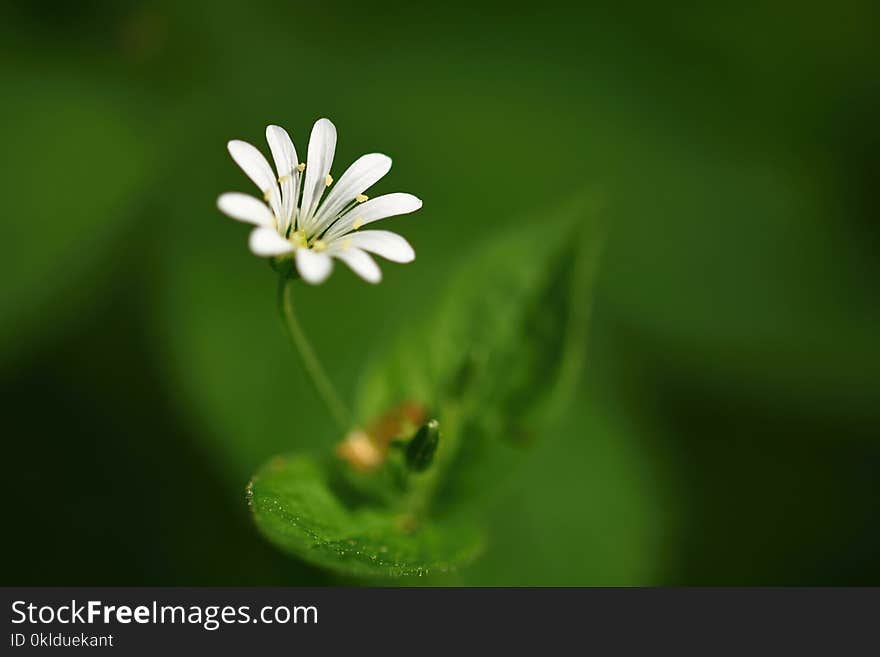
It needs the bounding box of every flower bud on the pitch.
[405,419,440,472]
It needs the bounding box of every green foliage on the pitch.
[249,453,484,577]
[358,199,598,418]
[250,198,602,576]
[356,196,602,510]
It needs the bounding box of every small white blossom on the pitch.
[218,118,422,284]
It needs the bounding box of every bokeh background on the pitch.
[1,0,878,585]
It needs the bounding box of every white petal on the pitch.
[311,153,391,234]
[248,227,294,257]
[339,230,415,263]
[298,118,337,232]
[295,248,333,284]
[266,125,299,177]
[323,193,422,241]
[227,139,282,217]
[266,125,299,231]
[331,247,382,284]
[217,192,274,227]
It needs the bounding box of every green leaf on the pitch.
[249,453,484,578]
[355,195,602,510]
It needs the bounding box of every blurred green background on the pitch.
[1,0,878,585]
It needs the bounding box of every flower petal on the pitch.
[339,230,415,263]
[266,125,299,232]
[331,247,382,284]
[311,153,391,234]
[217,192,274,227]
[323,193,422,241]
[227,139,282,217]
[295,248,333,284]
[248,227,294,256]
[298,118,337,233]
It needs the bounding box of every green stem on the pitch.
[278,277,352,432]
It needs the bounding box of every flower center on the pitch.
[286,229,327,252]
[289,230,308,249]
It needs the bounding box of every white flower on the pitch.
[217,118,422,284]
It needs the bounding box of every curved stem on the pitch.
[278,277,352,432]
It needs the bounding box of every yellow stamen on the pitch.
[312,239,327,252]
[325,174,333,187]
[290,231,307,248]
[278,174,291,183]
[352,217,363,230]
[296,162,306,172]
[355,194,369,203]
